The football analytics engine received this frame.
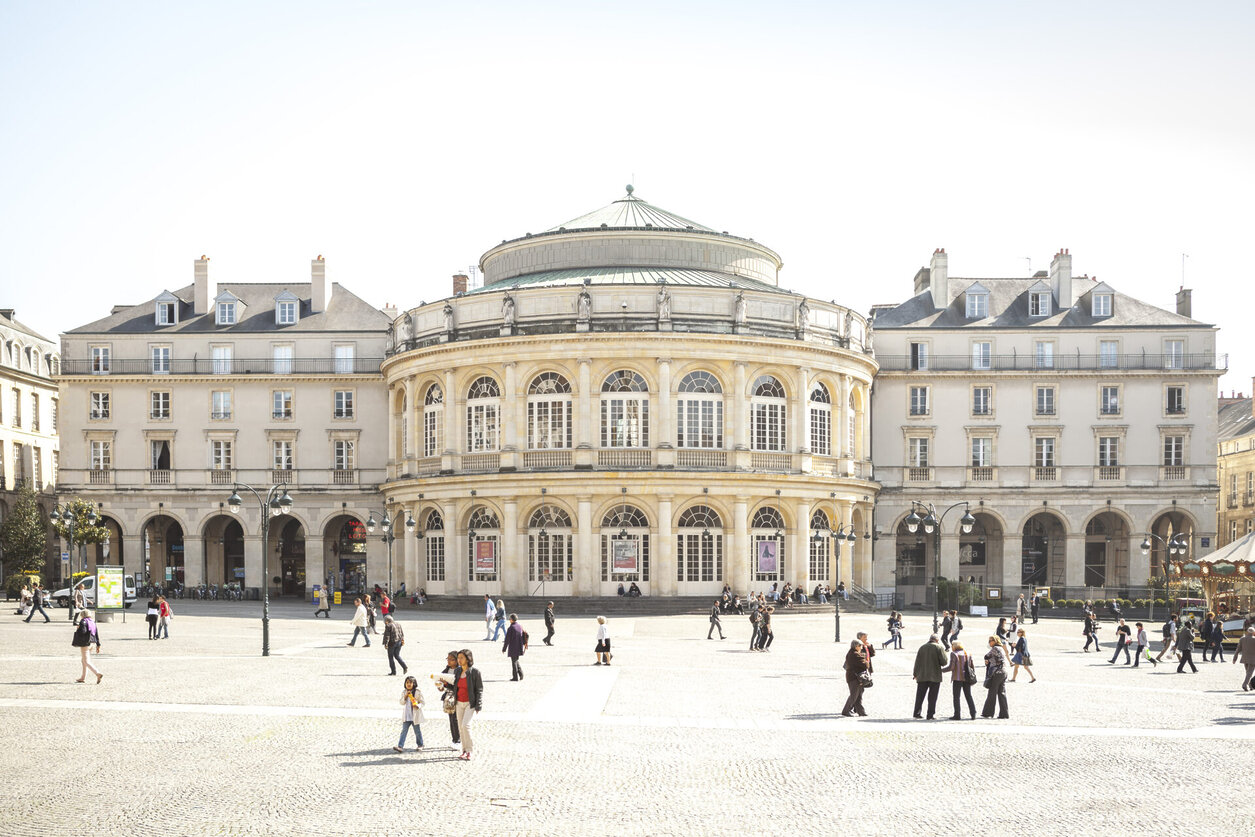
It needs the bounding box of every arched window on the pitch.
[677,504,723,583]
[600,504,650,582]
[750,375,786,452]
[677,371,723,449]
[809,509,831,584]
[601,370,649,448]
[751,506,786,582]
[848,391,857,457]
[528,504,573,582]
[423,384,443,458]
[528,372,572,450]
[423,509,444,582]
[467,506,500,582]
[809,383,831,456]
[398,392,409,458]
[466,376,500,453]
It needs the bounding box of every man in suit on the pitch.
[1176,621,1198,673]
[543,602,556,646]
[1029,592,1040,624]
[939,612,954,650]
[707,599,725,640]
[1233,627,1255,690]
[912,635,948,720]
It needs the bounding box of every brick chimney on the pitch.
[928,249,948,309]
[193,256,211,314]
[1050,249,1072,310]
[452,273,468,295]
[310,256,327,314]
[1176,287,1192,318]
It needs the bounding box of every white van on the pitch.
[52,574,137,609]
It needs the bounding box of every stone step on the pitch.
[392,595,873,618]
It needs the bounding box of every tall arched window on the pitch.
[808,509,831,584]
[809,383,831,456]
[848,391,857,457]
[398,392,409,458]
[528,372,572,450]
[528,505,573,582]
[600,504,650,582]
[677,505,723,583]
[423,509,444,582]
[467,506,500,582]
[750,375,786,452]
[600,370,649,448]
[751,506,786,583]
[677,371,723,449]
[466,376,500,453]
[423,384,443,457]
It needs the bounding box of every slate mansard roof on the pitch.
[1219,397,1255,443]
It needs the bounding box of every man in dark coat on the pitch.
[502,614,527,681]
[543,602,555,646]
[912,634,948,720]
[708,599,725,640]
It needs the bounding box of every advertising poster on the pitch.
[475,540,497,574]
[612,538,638,573]
[96,565,124,610]
[757,540,778,574]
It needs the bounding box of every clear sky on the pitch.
[1,1,1252,389]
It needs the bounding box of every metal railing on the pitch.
[59,357,385,376]
[878,352,1226,372]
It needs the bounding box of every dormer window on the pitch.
[1029,292,1051,317]
[217,301,236,325]
[275,291,299,326]
[965,284,989,319]
[154,291,180,326]
[214,290,244,326]
[1092,293,1112,318]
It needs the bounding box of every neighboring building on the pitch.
[0,308,61,575]
[871,248,1222,604]
[56,258,391,597]
[1217,388,1255,547]
[381,188,879,598]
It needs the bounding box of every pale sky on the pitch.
[1,1,1252,390]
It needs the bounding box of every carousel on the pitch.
[1174,530,1255,615]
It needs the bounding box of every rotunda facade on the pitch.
[381,189,879,598]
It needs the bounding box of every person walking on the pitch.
[1206,615,1227,662]
[432,651,461,749]
[912,634,948,720]
[25,584,51,624]
[543,602,556,646]
[482,594,495,640]
[1109,618,1132,665]
[145,594,160,639]
[941,640,977,720]
[757,606,775,651]
[452,649,482,761]
[1083,611,1101,653]
[939,612,954,650]
[1155,614,1178,663]
[382,615,407,675]
[857,631,876,685]
[1199,613,1215,663]
[1176,621,1198,673]
[157,596,172,639]
[748,607,762,651]
[72,610,104,684]
[364,594,379,635]
[1233,627,1255,691]
[393,675,425,752]
[594,615,612,665]
[1133,622,1157,668]
[882,612,901,650]
[1016,594,1027,622]
[1009,629,1037,682]
[503,614,526,681]
[981,635,1010,719]
[841,638,869,717]
[491,600,507,642]
[347,597,371,647]
[707,599,725,640]
[1030,592,1040,625]
[71,583,86,623]
[949,610,964,643]
[314,587,332,618]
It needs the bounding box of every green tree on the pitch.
[50,498,110,567]
[0,486,49,575]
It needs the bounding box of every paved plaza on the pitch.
[1,600,1252,836]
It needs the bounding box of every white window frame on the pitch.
[90,345,110,374]
[527,373,573,450]
[90,391,110,420]
[971,341,992,371]
[333,344,355,374]
[272,439,294,471]
[90,440,112,470]
[909,341,929,371]
[216,301,236,326]
[1165,384,1186,416]
[1162,435,1185,467]
[466,377,501,452]
[908,437,930,467]
[1034,340,1055,369]
[1100,384,1121,416]
[600,371,650,449]
[749,375,786,452]
[333,439,356,471]
[210,439,233,470]
[808,383,831,456]
[272,344,294,375]
[272,390,293,420]
[909,385,930,417]
[966,292,988,319]
[149,390,170,421]
[1034,436,1056,468]
[423,384,443,457]
[1098,436,1120,467]
[970,437,992,468]
[1029,292,1051,317]
[972,385,992,417]
[1035,385,1056,417]
[276,300,297,326]
[156,301,176,325]
[211,390,233,421]
[211,345,233,375]
[677,371,724,450]
[334,390,355,420]
[1092,293,1112,318]
[151,345,171,374]
[1164,339,1185,370]
[1098,340,1119,369]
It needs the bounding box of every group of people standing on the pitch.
[144,595,172,640]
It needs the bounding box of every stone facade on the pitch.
[1217,391,1255,547]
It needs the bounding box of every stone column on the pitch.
[123,534,144,579]
[502,497,520,595]
[243,534,263,593]
[575,496,594,596]
[733,496,749,592]
[655,494,674,596]
[860,383,871,462]
[502,362,518,470]
[183,538,204,587]
[442,500,462,594]
[575,359,593,469]
[1065,533,1085,588]
[797,367,812,473]
[442,369,457,471]
[1001,537,1020,607]
[940,523,961,584]
[837,374,851,460]
[656,358,674,468]
[732,362,748,470]
[404,503,420,592]
[405,377,418,470]
[794,499,811,592]
[1126,535,1149,588]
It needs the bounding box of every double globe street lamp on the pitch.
[365,507,416,602]
[812,523,858,641]
[227,482,293,657]
[1140,531,1189,620]
[905,501,976,633]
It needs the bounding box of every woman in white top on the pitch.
[594,616,611,665]
[347,597,371,647]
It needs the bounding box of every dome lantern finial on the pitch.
[625,184,634,196]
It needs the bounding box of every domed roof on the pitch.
[547,186,716,233]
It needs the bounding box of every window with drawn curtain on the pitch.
[676,371,723,449]
[676,505,723,583]
[809,383,831,456]
[529,505,573,582]
[750,375,786,451]
[528,372,572,449]
[423,510,445,582]
[808,509,831,584]
[751,506,786,582]
[465,377,500,452]
[600,370,649,448]
[600,504,650,582]
[423,384,442,457]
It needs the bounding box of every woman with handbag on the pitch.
[941,640,977,719]
[73,610,103,684]
[841,638,870,717]
[452,649,483,761]
[1009,629,1037,682]
[981,635,1010,719]
[431,651,461,749]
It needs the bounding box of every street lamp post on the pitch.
[904,501,976,633]
[816,523,857,642]
[50,502,100,577]
[366,507,417,601]
[226,482,293,657]
[1140,531,1189,621]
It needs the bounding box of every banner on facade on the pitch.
[96,565,124,611]
[475,540,497,574]
[612,538,638,573]
[756,540,778,574]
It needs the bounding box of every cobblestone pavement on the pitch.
[1,601,1251,835]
